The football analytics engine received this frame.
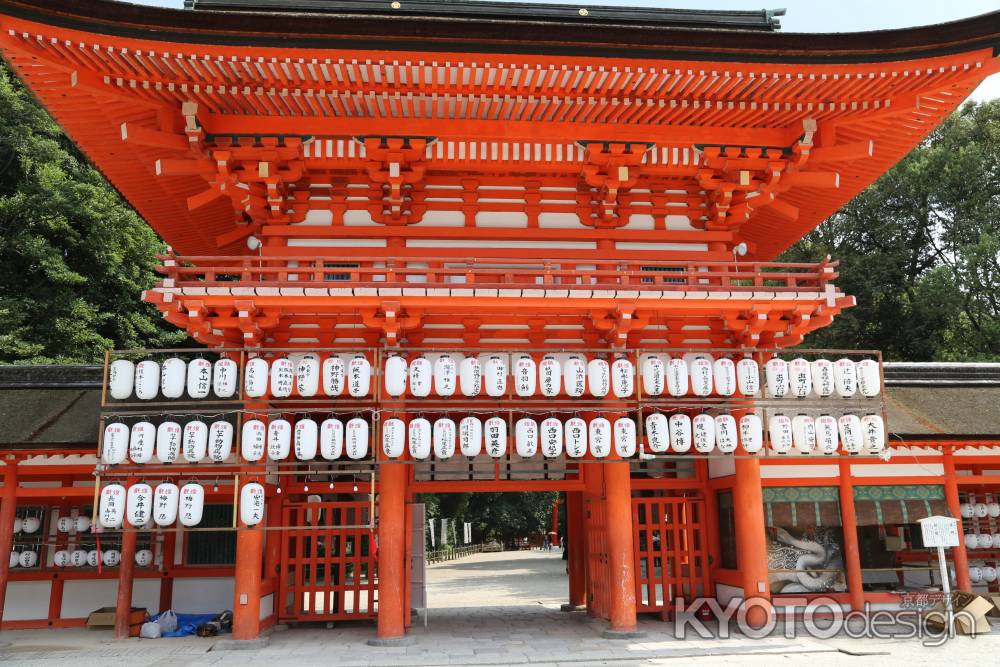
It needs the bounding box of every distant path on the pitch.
[426,548,567,608]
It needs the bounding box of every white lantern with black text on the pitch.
[713,358,737,397]
[614,417,637,458]
[21,516,40,534]
[348,355,372,398]
[460,417,483,457]
[296,354,320,397]
[834,358,858,398]
[57,516,73,533]
[788,358,812,399]
[564,355,587,398]
[135,549,153,567]
[87,550,100,567]
[645,413,669,453]
[183,420,208,462]
[161,357,186,399]
[515,354,537,397]
[791,415,816,453]
[213,358,238,398]
[484,356,507,397]
[102,550,121,567]
[434,355,458,397]
[587,358,610,398]
[739,414,764,454]
[384,354,407,397]
[459,356,482,397]
[244,357,269,398]
[611,357,634,398]
[815,415,839,455]
[689,357,714,397]
[408,418,431,459]
[409,356,432,398]
[20,550,38,568]
[838,414,863,453]
[768,414,793,454]
[241,419,266,462]
[666,358,688,397]
[179,483,205,527]
[565,417,587,458]
[642,355,665,397]
[693,414,716,453]
[267,418,291,460]
[515,418,538,458]
[108,359,135,400]
[433,418,456,459]
[208,421,233,462]
[70,550,87,567]
[345,417,369,459]
[382,418,405,459]
[484,417,507,458]
[239,482,266,526]
[75,516,91,533]
[102,423,128,465]
[187,358,212,399]
[736,358,759,396]
[126,483,152,527]
[858,359,881,398]
[715,415,738,453]
[53,551,71,568]
[589,417,611,458]
[669,414,692,453]
[153,483,179,526]
[539,356,561,397]
[861,414,886,453]
[765,357,789,398]
[135,360,160,400]
[323,356,346,397]
[540,418,563,458]
[294,418,318,460]
[811,359,835,398]
[155,421,181,463]
[270,357,294,398]
[320,418,344,460]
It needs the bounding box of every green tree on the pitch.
[786,99,1000,361]
[0,64,184,364]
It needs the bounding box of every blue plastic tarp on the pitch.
[150,611,218,637]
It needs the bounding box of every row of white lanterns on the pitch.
[108,353,881,402]
[98,483,205,528]
[969,564,1000,584]
[960,502,1000,519]
[7,549,134,569]
[12,516,42,534]
[964,533,1000,550]
[11,515,90,535]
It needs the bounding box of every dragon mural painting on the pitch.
[767,527,847,593]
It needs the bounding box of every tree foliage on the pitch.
[786,99,1000,361]
[418,492,557,547]
[0,64,184,364]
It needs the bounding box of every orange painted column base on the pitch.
[563,490,587,610]
[838,460,865,611]
[369,461,412,646]
[733,455,773,629]
[943,450,971,591]
[602,460,643,638]
[232,476,265,641]
[114,526,138,640]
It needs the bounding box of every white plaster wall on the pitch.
[760,464,839,480]
[715,583,743,606]
[4,581,51,621]
[259,592,274,621]
[60,578,160,619]
[708,455,735,479]
[171,577,235,615]
[850,463,944,477]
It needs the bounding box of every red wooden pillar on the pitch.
[583,459,603,618]
[838,459,865,611]
[115,476,138,640]
[733,455,772,628]
[232,475,265,641]
[603,459,641,638]
[944,449,971,591]
[564,490,586,610]
[0,460,19,624]
[370,460,409,645]
[551,497,560,547]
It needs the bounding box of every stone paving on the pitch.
[2,550,1000,666]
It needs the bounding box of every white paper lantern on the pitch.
[988,503,1000,518]
[409,356,432,398]
[611,357,634,398]
[323,356,346,397]
[108,359,135,400]
[641,355,666,397]
[53,550,71,568]
[689,357,714,397]
[715,415,738,454]
[295,354,320,397]
[861,414,886,453]
[589,417,611,458]
[791,415,817,453]
[19,550,37,568]
[56,516,74,533]
[540,418,563,458]
[346,417,369,459]
[241,419,266,462]
[126,483,153,527]
[736,358,760,396]
[187,358,212,399]
[433,418,457,459]
[408,417,431,459]
[564,356,587,398]
[348,355,372,398]
[135,549,154,567]
[975,503,990,518]
[294,418,319,460]
[87,549,100,567]
[515,418,539,458]
[838,414,863,454]
[768,414,793,454]
[102,549,121,567]
[267,418,292,461]
[459,356,482,397]
[815,415,839,455]
[434,355,458,397]
[460,417,483,457]
[692,414,715,453]
[382,418,405,459]
[21,516,40,534]
[239,482,266,526]
[834,358,858,398]
[155,421,181,463]
[161,357,186,399]
[983,566,998,583]
[765,358,789,398]
[788,358,812,399]
[970,566,983,583]
[153,483,179,526]
[964,533,979,550]
[13,517,21,534]
[565,417,588,458]
[384,354,407,397]
[977,533,994,549]
[320,418,344,460]
[179,483,205,527]
[102,422,129,465]
[207,421,233,462]
[960,503,975,519]
[183,420,208,462]
[514,354,537,397]
[125,420,154,464]
[75,515,91,533]
[9,551,18,568]
[484,356,507,397]
[857,359,881,398]
[614,417,637,458]
[645,413,669,453]
[69,550,87,567]
[269,357,294,398]
[539,356,561,397]
[739,414,764,454]
[134,360,160,400]
[669,414,692,453]
[810,359,835,398]
[244,357,269,398]
[484,417,507,458]
[665,358,688,397]
[587,358,610,398]
[213,358,238,398]
[713,358,737,397]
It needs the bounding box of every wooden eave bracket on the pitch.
[580,142,649,226]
